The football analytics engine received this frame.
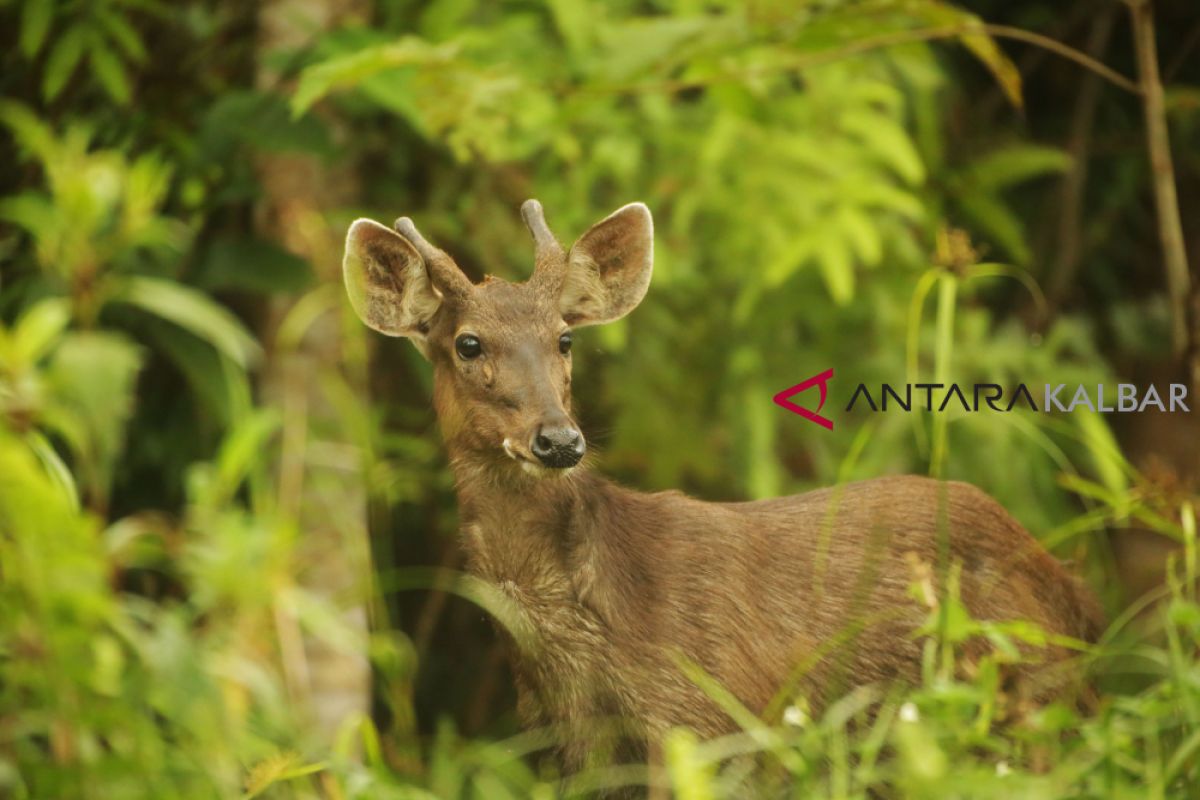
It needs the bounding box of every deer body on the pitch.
[459,469,1101,753]
[343,201,1103,768]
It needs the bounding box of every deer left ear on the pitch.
[560,203,653,327]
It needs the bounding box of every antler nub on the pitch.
[393,216,470,299]
[523,199,566,289]
[520,199,559,252]
[392,217,436,260]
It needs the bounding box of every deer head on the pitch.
[343,200,653,476]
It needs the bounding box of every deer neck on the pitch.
[449,453,595,588]
[447,451,661,707]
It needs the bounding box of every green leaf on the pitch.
[592,15,724,83]
[275,286,338,351]
[12,297,71,365]
[212,410,280,506]
[24,430,79,511]
[965,145,1071,191]
[843,110,925,185]
[1166,728,1200,784]
[144,318,252,426]
[20,0,56,58]
[98,9,147,64]
[546,0,594,57]
[838,205,883,267]
[291,37,459,118]
[0,193,58,244]
[90,42,131,105]
[242,752,328,800]
[42,26,88,101]
[106,276,262,368]
[957,31,1023,110]
[0,100,56,163]
[1075,407,1130,499]
[848,182,925,221]
[43,331,144,497]
[0,429,103,606]
[764,228,817,287]
[817,234,854,305]
[665,727,716,800]
[916,595,974,643]
[912,5,1023,109]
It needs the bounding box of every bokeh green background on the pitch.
[2,0,1199,796]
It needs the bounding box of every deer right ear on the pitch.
[560,203,653,327]
[343,218,442,345]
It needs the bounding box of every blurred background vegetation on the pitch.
[1,0,1199,796]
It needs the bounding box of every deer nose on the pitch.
[530,424,585,468]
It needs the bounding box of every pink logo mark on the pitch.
[773,369,835,430]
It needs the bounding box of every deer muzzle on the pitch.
[530,423,585,468]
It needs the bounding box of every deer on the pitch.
[342,199,1105,775]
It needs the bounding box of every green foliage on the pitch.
[1,0,1198,796]
[15,0,150,104]
[280,0,1094,512]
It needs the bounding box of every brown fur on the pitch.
[342,202,1105,772]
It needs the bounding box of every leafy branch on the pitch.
[589,21,1141,101]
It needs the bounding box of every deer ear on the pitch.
[560,202,653,326]
[343,218,442,344]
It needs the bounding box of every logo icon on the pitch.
[773,368,835,430]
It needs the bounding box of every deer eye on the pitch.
[455,334,482,360]
[558,332,572,355]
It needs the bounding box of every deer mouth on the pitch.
[502,438,575,477]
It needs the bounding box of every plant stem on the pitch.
[1046,9,1116,314]
[929,273,957,479]
[1128,0,1192,358]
